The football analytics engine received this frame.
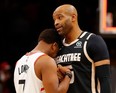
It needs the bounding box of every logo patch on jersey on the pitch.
[74,41,82,48]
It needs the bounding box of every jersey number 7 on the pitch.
[19,79,25,91]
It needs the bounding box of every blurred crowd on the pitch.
[0,61,15,93]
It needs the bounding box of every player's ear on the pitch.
[52,42,60,53]
[72,14,76,22]
[52,42,58,50]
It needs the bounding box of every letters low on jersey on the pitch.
[14,52,46,93]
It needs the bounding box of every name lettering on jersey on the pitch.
[18,65,29,75]
[56,53,81,63]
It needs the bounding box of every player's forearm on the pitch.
[96,64,112,93]
[58,75,71,93]
[100,77,112,93]
[56,65,72,93]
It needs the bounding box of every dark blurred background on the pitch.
[0,0,116,93]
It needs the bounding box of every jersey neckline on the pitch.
[63,31,86,46]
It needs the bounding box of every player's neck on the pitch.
[31,41,50,54]
[65,29,82,44]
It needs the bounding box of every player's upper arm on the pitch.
[40,55,59,93]
[87,34,110,66]
[87,34,111,92]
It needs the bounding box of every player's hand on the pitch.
[57,65,71,81]
[57,68,64,82]
[58,64,71,74]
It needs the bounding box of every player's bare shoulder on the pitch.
[34,54,57,79]
[35,54,57,69]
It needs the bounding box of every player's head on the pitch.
[38,28,62,57]
[53,4,78,36]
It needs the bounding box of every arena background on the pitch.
[0,0,116,93]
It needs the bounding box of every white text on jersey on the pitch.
[56,53,81,63]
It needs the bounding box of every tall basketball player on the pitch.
[53,4,112,93]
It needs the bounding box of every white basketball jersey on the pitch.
[14,52,46,93]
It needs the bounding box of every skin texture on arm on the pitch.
[35,55,71,93]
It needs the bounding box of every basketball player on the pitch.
[53,4,112,93]
[14,28,72,93]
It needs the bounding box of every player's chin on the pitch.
[56,29,63,35]
[57,31,64,36]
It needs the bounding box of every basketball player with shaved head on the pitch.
[53,4,111,93]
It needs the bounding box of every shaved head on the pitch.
[52,4,79,38]
[53,4,77,17]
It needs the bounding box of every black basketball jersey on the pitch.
[55,31,109,93]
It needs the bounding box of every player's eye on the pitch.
[58,15,63,20]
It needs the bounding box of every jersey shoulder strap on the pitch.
[79,31,93,41]
[79,31,94,62]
